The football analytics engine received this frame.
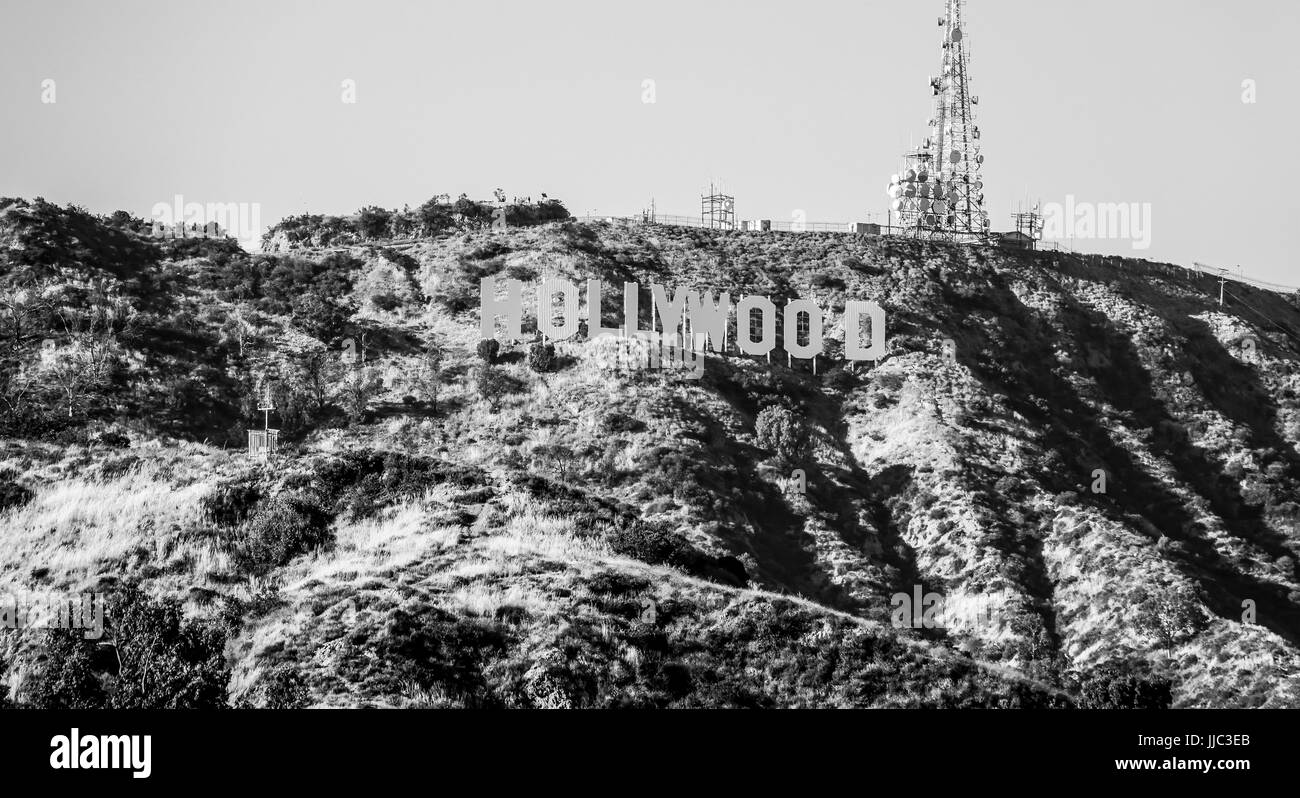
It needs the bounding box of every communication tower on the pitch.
[701,182,735,230]
[887,0,990,243]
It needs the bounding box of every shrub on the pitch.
[244,664,311,708]
[0,481,35,512]
[527,341,557,373]
[370,292,402,312]
[233,494,333,577]
[476,338,500,363]
[25,586,230,709]
[200,475,262,528]
[476,365,522,412]
[94,430,131,448]
[1069,667,1172,709]
[287,451,490,520]
[602,412,646,434]
[755,405,811,466]
[290,291,352,342]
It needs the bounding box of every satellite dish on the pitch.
[917,171,928,182]
[891,174,900,184]
[904,186,916,198]
[949,150,962,164]
[976,154,985,164]
[935,201,948,214]
[973,181,983,191]
[951,28,963,43]
[919,199,932,212]
[892,199,905,211]
[905,168,917,181]
[925,214,937,226]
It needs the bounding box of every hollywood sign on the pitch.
[480,277,887,360]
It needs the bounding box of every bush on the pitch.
[94,430,131,448]
[287,451,490,520]
[370,292,402,312]
[0,481,35,512]
[602,412,646,434]
[527,341,557,373]
[1068,667,1172,709]
[476,338,500,364]
[476,365,522,412]
[242,664,311,708]
[754,405,811,466]
[25,586,230,709]
[233,494,333,577]
[200,476,262,528]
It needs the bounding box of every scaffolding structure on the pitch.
[1012,202,1044,248]
[701,183,735,230]
[887,0,991,243]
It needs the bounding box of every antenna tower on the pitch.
[701,182,735,230]
[887,0,990,243]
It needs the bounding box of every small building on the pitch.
[248,429,279,460]
[248,388,279,461]
[998,230,1036,250]
[851,223,882,235]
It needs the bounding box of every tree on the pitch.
[25,586,230,709]
[1134,583,1209,655]
[410,337,445,411]
[40,331,115,418]
[291,291,351,343]
[357,205,393,239]
[0,283,54,361]
[288,346,343,419]
[755,405,811,466]
[340,365,383,425]
[476,364,521,412]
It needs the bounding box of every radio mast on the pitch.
[887,0,991,243]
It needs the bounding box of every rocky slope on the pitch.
[1,199,1297,707]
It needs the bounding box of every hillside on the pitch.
[1,196,1298,708]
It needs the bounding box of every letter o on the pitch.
[784,298,822,359]
[736,295,776,356]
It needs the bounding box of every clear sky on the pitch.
[1,0,1296,284]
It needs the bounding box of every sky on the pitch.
[1,0,1297,285]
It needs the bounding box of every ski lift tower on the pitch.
[248,384,279,461]
[886,0,991,243]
